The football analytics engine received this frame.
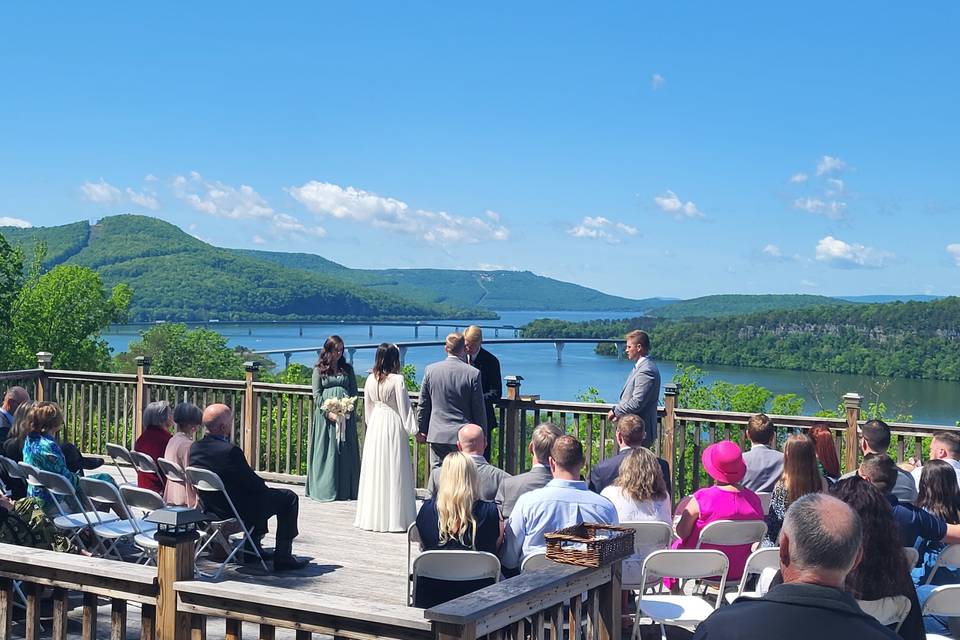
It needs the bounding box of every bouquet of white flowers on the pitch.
[321,396,357,443]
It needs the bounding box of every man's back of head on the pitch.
[932,431,960,461]
[457,423,485,455]
[202,403,233,438]
[2,386,29,412]
[861,419,891,454]
[616,414,646,448]
[858,453,898,494]
[530,422,564,465]
[746,413,775,446]
[445,332,466,357]
[549,436,585,479]
[780,493,862,587]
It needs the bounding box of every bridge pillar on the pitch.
[368,325,373,338]
[414,325,419,339]
[514,329,519,338]
[347,348,356,365]
[554,341,565,363]
[299,325,303,337]
[283,352,292,369]
[399,346,408,366]
[248,328,252,336]
[615,343,624,360]
[435,326,439,338]
[494,328,499,337]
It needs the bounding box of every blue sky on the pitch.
[1,2,958,299]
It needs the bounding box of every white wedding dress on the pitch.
[354,373,418,532]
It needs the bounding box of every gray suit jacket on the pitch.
[495,465,553,518]
[741,444,784,493]
[614,357,661,443]
[428,454,510,501]
[417,356,487,444]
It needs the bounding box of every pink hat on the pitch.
[702,441,746,484]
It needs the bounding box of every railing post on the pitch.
[662,383,677,482]
[598,562,623,640]
[155,523,198,640]
[503,376,523,475]
[134,356,152,442]
[843,392,862,474]
[35,352,53,402]
[243,361,260,467]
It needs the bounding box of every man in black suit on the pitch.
[0,386,28,441]
[464,326,502,461]
[588,414,672,497]
[189,404,307,571]
[496,422,563,518]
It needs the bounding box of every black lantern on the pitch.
[505,375,524,400]
[146,507,209,544]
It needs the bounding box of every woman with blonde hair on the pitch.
[762,434,828,545]
[601,448,672,584]
[413,452,502,607]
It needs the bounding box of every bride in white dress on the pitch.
[354,343,418,532]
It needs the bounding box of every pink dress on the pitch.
[162,432,197,508]
[673,485,763,579]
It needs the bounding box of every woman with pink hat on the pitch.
[672,440,764,582]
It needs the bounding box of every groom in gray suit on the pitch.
[417,333,488,470]
[608,330,661,446]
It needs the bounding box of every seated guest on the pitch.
[763,434,828,546]
[691,494,900,640]
[914,459,960,635]
[588,414,671,496]
[741,413,783,493]
[673,441,763,583]
[1,401,34,499]
[0,386,29,441]
[496,422,563,518]
[808,423,841,481]
[600,447,671,585]
[134,401,173,494]
[840,419,916,503]
[830,477,925,640]
[163,402,202,507]
[911,431,960,489]
[413,452,502,607]
[189,404,308,571]
[0,492,71,552]
[502,436,618,570]
[427,423,510,501]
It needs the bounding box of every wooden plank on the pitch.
[24,582,41,640]
[568,594,581,640]
[259,624,276,640]
[82,592,98,640]
[226,618,243,640]
[0,578,11,640]
[286,394,293,475]
[142,604,157,640]
[52,587,69,640]
[192,613,207,640]
[295,630,311,640]
[112,598,128,640]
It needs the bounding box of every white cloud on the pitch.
[144,174,158,182]
[653,190,705,220]
[816,155,847,176]
[793,197,847,220]
[815,235,892,268]
[252,235,266,245]
[788,173,808,184]
[476,263,518,271]
[125,188,160,210]
[0,216,32,228]
[762,244,783,258]
[567,216,638,243]
[651,73,666,90]
[287,180,509,244]
[80,178,123,204]
[174,172,326,239]
[947,244,960,267]
[825,178,845,197]
[800,279,818,288]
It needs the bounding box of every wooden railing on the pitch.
[6,353,959,494]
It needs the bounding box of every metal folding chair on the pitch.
[724,546,780,604]
[79,477,157,560]
[411,550,501,609]
[105,443,135,484]
[130,450,165,489]
[26,466,117,555]
[121,485,166,564]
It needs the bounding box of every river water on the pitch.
[101,311,960,426]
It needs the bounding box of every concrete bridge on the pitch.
[252,337,624,368]
[114,319,521,338]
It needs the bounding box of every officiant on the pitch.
[464,326,503,461]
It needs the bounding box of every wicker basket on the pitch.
[544,523,634,568]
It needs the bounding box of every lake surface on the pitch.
[102,310,960,426]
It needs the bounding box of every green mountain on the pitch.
[650,294,853,320]
[837,294,943,304]
[238,250,666,312]
[1,216,482,321]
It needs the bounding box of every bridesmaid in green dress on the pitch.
[306,335,360,501]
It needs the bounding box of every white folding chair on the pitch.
[79,477,157,560]
[28,468,117,555]
[411,550,501,609]
[695,519,767,593]
[520,552,554,572]
[921,584,960,640]
[620,521,675,590]
[157,457,187,497]
[121,485,165,564]
[724,547,780,604]
[105,443,135,484]
[755,492,773,514]
[406,522,422,605]
[130,450,165,489]
[903,545,920,570]
[857,595,912,629]
[924,544,960,585]
[0,456,27,494]
[633,549,729,640]
[186,466,268,577]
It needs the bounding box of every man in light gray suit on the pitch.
[428,423,510,500]
[496,422,563,518]
[608,330,661,446]
[741,413,784,493]
[417,333,488,470]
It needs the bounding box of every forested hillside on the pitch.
[650,294,852,319]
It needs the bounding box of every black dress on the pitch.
[413,499,501,607]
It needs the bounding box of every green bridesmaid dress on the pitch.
[306,367,360,501]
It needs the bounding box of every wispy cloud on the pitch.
[654,190,705,220]
[252,235,266,245]
[287,181,508,245]
[788,173,808,184]
[174,172,325,239]
[762,244,783,258]
[476,262,519,271]
[567,216,638,243]
[816,155,847,176]
[793,197,847,220]
[815,235,892,268]
[0,216,32,228]
[947,244,960,267]
[81,178,160,210]
[125,188,160,210]
[651,73,666,91]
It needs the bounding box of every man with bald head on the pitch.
[0,386,29,440]
[189,404,307,571]
[427,423,510,501]
[692,493,898,639]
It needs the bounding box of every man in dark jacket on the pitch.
[692,493,899,639]
[587,415,671,497]
[189,404,307,571]
[464,326,502,461]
